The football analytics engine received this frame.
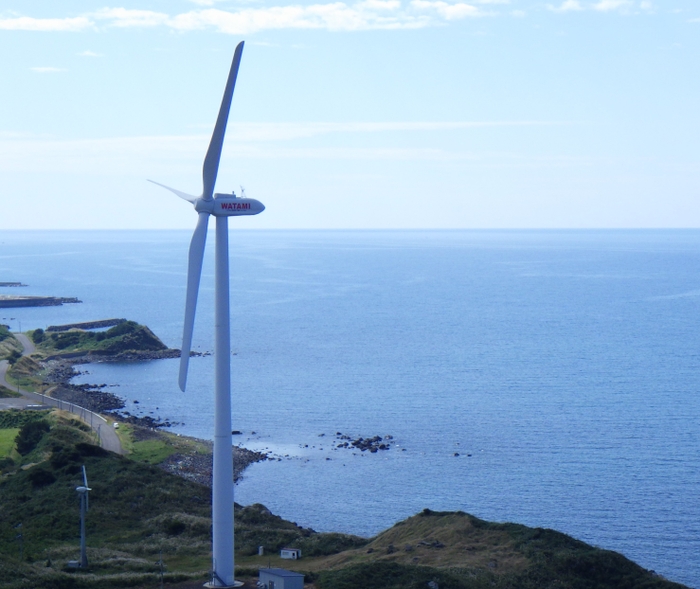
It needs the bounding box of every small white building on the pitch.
[258,567,304,589]
[280,547,302,560]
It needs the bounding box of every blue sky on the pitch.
[1,0,698,229]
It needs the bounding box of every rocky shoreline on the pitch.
[158,444,269,485]
[40,354,268,483]
[43,351,186,425]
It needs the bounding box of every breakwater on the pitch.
[0,295,81,308]
[47,318,127,332]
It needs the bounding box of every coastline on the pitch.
[41,353,268,484]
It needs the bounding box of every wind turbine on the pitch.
[76,465,91,568]
[149,41,264,588]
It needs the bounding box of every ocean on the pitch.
[1,229,699,587]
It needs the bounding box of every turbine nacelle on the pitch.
[194,193,265,217]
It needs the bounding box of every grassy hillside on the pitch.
[0,325,22,362]
[30,321,168,356]
[311,509,686,589]
[0,413,365,588]
[0,415,690,589]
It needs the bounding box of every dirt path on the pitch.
[0,333,123,454]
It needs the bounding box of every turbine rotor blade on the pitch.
[148,180,197,204]
[180,212,210,391]
[202,41,244,201]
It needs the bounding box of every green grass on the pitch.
[0,428,19,456]
[113,422,135,455]
[116,423,211,464]
[130,439,177,464]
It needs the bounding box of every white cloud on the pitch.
[409,1,483,20]
[592,0,632,12]
[0,0,671,35]
[171,5,434,32]
[91,8,170,27]
[30,66,66,73]
[2,2,492,35]
[77,50,103,57]
[0,16,91,31]
[548,1,583,12]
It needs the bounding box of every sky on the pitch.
[1,0,699,229]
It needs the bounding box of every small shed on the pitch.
[258,568,304,589]
[280,547,302,560]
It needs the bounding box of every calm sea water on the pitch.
[1,230,699,587]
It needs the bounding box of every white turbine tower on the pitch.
[150,41,264,588]
[76,465,91,568]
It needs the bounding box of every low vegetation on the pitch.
[4,354,44,392]
[0,384,21,398]
[0,414,367,588]
[0,325,22,362]
[29,321,167,356]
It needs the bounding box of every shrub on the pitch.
[6,349,22,365]
[31,328,45,344]
[15,419,51,455]
[165,520,187,536]
[105,321,138,338]
[75,442,109,457]
[49,445,82,470]
[0,456,15,472]
[53,333,80,350]
[27,466,56,488]
[0,409,50,429]
[316,562,469,589]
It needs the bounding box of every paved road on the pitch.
[14,333,35,356]
[0,334,123,454]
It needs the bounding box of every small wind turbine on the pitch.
[149,41,264,588]
[76,465,91,568]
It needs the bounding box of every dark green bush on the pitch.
[15,420,51,455]
[0,409,50,429]
[30,328,45,344]
[53,333,80,350]
[165,520,187,536]
[27,467,56,488]
[317,562,469,589]
[105,321,138,338]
